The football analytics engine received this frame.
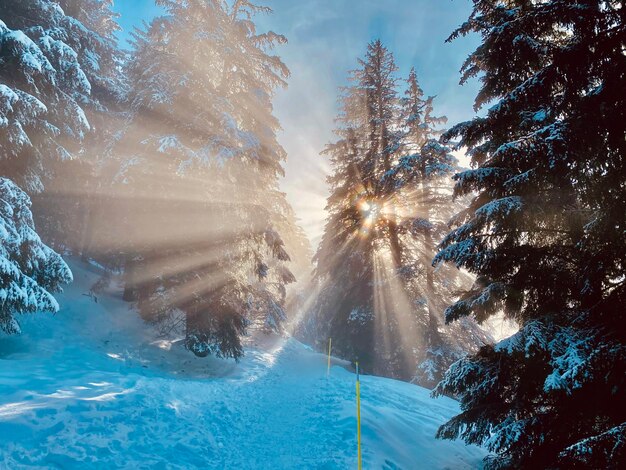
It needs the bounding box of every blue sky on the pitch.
[112,0,481,246]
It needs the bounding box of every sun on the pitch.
[357,198,380,228]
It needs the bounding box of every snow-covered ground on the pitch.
[0,260,485,469]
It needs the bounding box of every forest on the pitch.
[0,0,624,469]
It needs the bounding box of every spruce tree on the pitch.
[113,0,296,359]
[0,0,92,193]
[31,0,126,256]
[433,1,626,468]
[0,178,72,334]
[306,42,489,384]
[0,0,124,258]
[0,0,105,334]
[395,68,490,386]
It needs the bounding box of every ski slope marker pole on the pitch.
[356,361,362,470]
[327,337,332,376]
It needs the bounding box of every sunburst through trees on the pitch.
[299,41,490,385]
[1,0,624,467]
[0,0,310,360]
[106,0,309,359]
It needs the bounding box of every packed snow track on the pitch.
[0,260,485,469]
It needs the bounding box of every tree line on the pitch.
[298,41,490,387]
[303,1,625,468]
[1,0,623,468]
[0,0,310,359]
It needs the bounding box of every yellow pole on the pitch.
[356,362,362,470]
[327,338,332,376]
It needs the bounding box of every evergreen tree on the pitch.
[0,0,124,259]
[0,177,72,334]
[305,41,489,384]
[113,0,296,359]
[395,67,490,386]
[0,0,92,193]
[29,0,126,255]
[433,1,626,468]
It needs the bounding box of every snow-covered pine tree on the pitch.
[0,0,91,193]
[0,177,72,334]
[113,0,296,360]
[303,41,400,375]
[433,1,626,468]
[392,67,491,387]
[28,0,126,255]
[305,42,489,384]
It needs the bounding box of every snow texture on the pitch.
[560,423,626,465]
[347,306,373,325]
[0,259,486,469]
[0,178,72,334]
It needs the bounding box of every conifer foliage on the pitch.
[0,0,118,336]
[0,178,72,334]
[0,0,92,193]
[304,41,489,384]
[433,1,626,468]
[113,0,296,360]
[0,0,124,258]
[30,0,126,255]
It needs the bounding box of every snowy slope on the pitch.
[0,260,485,469]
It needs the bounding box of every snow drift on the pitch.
[0,259,485,469]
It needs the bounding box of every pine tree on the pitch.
[0,177,72,334]
[433,1,626,468]
[0,0,92,193]
[395,68,490,386]
[28,0,126,255]
[306,42,489,384]
[0,0,124,261]
[113,0,296,360]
